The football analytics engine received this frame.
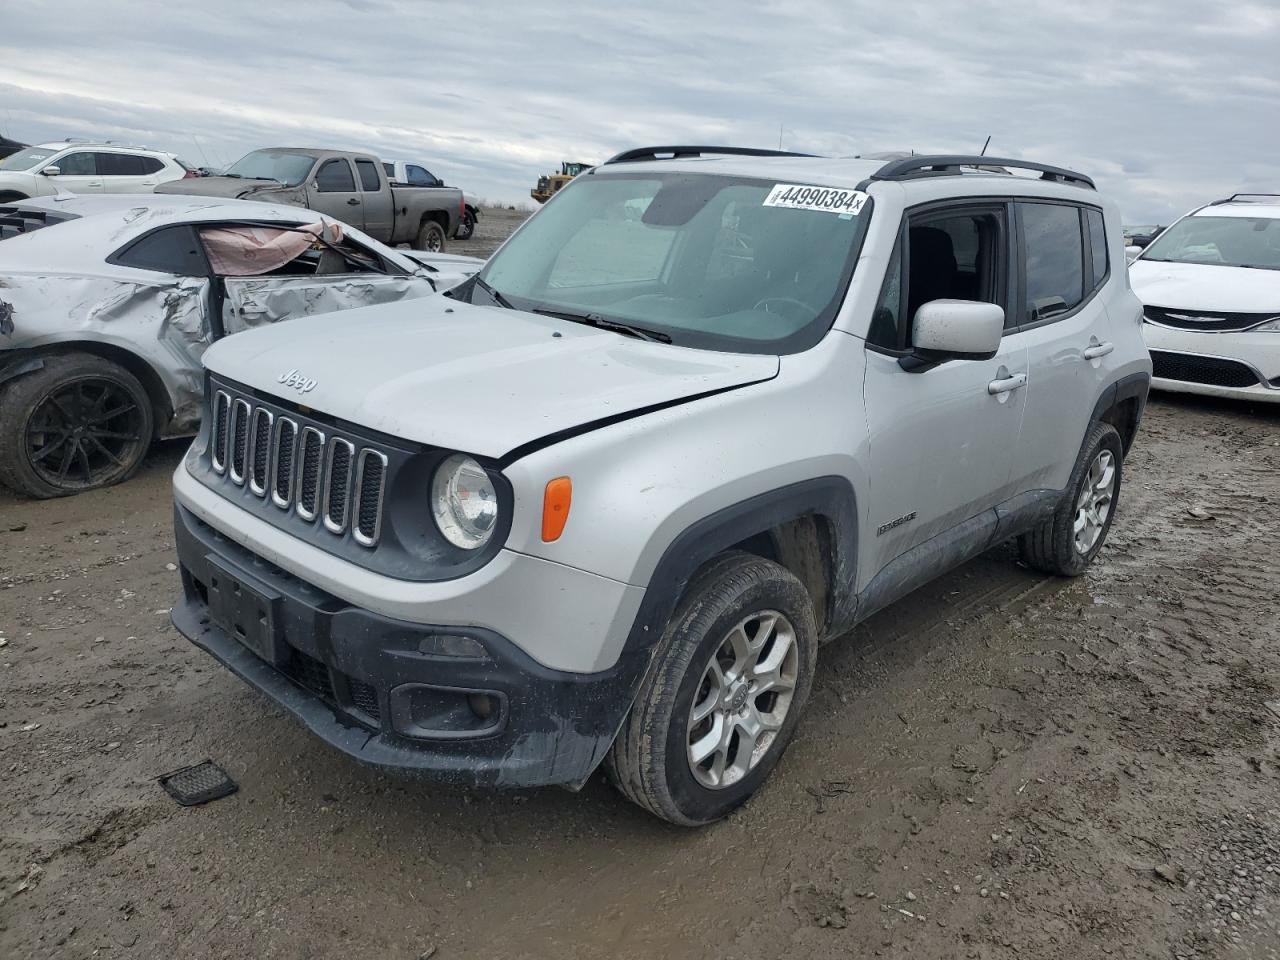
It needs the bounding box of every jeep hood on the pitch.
[1129,259,1280,313]
[201,297,778,458]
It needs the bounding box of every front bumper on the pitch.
[172,502,655,787]
[1143,323,1280,403]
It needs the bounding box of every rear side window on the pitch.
[408,165,436,186]
[355,159,381,192]
[1019,202,1083,323]
[112,225,209,275]
[56,152,97,176]
[316,159,355,192]
[97,153,148,176]
[1086,207,1108,290]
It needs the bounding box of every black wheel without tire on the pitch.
[1019,421,1124,576]
[606,551,818,826]
[414,220,446,252]
[454,209,476,241]
[0,353,154,499]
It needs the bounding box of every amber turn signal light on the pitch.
[541,477,572,542]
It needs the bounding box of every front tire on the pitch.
[1019,421,1124,576]
[0,353,154,498]
[413,220,446,252]
[606,552,818,826]
[454,208,476,241]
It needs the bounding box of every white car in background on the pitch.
[0,141,195,202]
[1130,193,1280,403]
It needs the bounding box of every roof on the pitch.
[33,140,172,155]
[0,194,338,273]
[1198,195,1280,218]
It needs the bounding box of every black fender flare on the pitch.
[0,355,46,389]
[1089,371,1151,452]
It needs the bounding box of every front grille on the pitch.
[284,649,335,703]
[1144,305,1280,333]
[349,679,381,721]
[208,389,387,546]
[1150,350,1261,388]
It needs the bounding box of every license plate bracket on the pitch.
[205,555,285,666]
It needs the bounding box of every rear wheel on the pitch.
[606,552,817,825]
[454,208,476,241]
[0,354,154,498]
[414,220,446,252]
[1019,421,1123,576]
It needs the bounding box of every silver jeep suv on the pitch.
[170,147,1151,825]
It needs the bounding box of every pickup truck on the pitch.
[382,160,479,240]
[157,148,463,251]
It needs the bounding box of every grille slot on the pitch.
[271,418,298,508]
[353,450,388,546]
[247,407,273,496]
[348,679,381,721]
[1150,350,1261,388]
[323,439,355,534]
[296,427,325,521]
[211,391,230,474]
[228,398,251,484]
[204,387,388,549]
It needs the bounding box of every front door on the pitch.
[220,273,435,335]
[309,158,365,229]
[862,202,1028,578]
[48,150,104,193]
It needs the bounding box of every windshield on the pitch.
[1141,215,1280,270]
[473,172,867,353]
[223,150,316,186]
[0,148,55,172]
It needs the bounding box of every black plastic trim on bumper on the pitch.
[171,503,651,788]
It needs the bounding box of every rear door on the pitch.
[862,200,1029,574]
[96,152,159,193]
[354,158,393,240]
[49,150,104,193]
[309,158,364,228]
[1006,200,1116,495]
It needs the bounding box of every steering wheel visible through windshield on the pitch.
[472,171,869,353]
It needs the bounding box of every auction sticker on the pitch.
[763,184,868,216]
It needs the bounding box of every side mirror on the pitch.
[1124,244,1142,260]
[910,299,1004,362]
[41,165,61,177]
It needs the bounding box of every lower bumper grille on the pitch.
[1150,350,1261,388]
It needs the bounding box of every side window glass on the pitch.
[408,166,432,186]
[113,225,208,275]
[1020,202,1084,323]
[1086,208,1108,290]
[56,152,96,176]
[355,159,380,192]
[905,208,1007,339]
[138,156,165,175]
[868,234,903,348]
[98,153,146,176]
[315,159,355,192]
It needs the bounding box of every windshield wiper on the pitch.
[222,173,243,178]
[533,308,672,344]
[473,277,516,309]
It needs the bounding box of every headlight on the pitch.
[1254,317,1280,332]
[431,454,498,550]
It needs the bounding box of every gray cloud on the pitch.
[2,0,1277,221]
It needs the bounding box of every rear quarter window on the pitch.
[110,225,209,275]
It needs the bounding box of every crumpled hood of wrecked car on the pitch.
[201,297,779,458]
[155,177,289,200]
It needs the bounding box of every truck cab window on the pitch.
[316,159,356,193]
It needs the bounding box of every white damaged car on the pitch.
[0,194,481,497]
[1130,193,1280,404]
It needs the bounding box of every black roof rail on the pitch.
[1211,192,1280,205]
[603,145,818,166]
[870,154,1095,190]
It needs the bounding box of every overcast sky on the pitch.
[2,0,1277,222]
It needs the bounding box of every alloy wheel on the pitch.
[1073,448,1116,554]
[24,377,147,491]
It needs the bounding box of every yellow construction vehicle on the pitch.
[531,161,590,204]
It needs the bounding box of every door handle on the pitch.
[1083,341,1114,360]
[346,198,361,206]
[988,372,1028,395]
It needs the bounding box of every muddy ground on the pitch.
[3,211,1280,959]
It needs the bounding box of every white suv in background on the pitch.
[0,141,193,201]
[1130,193,1280,403]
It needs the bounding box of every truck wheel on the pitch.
[606,551,817,826]
[0,353,154,499]
[454,208,476,241]
[414,220,446,252]
[1018,421,1124,576]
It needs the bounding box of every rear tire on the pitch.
[606,551,818,826]
[413,220,446,252]
[454,208,476,241]
[0,353,154,499]
[1019,421,1123,576]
